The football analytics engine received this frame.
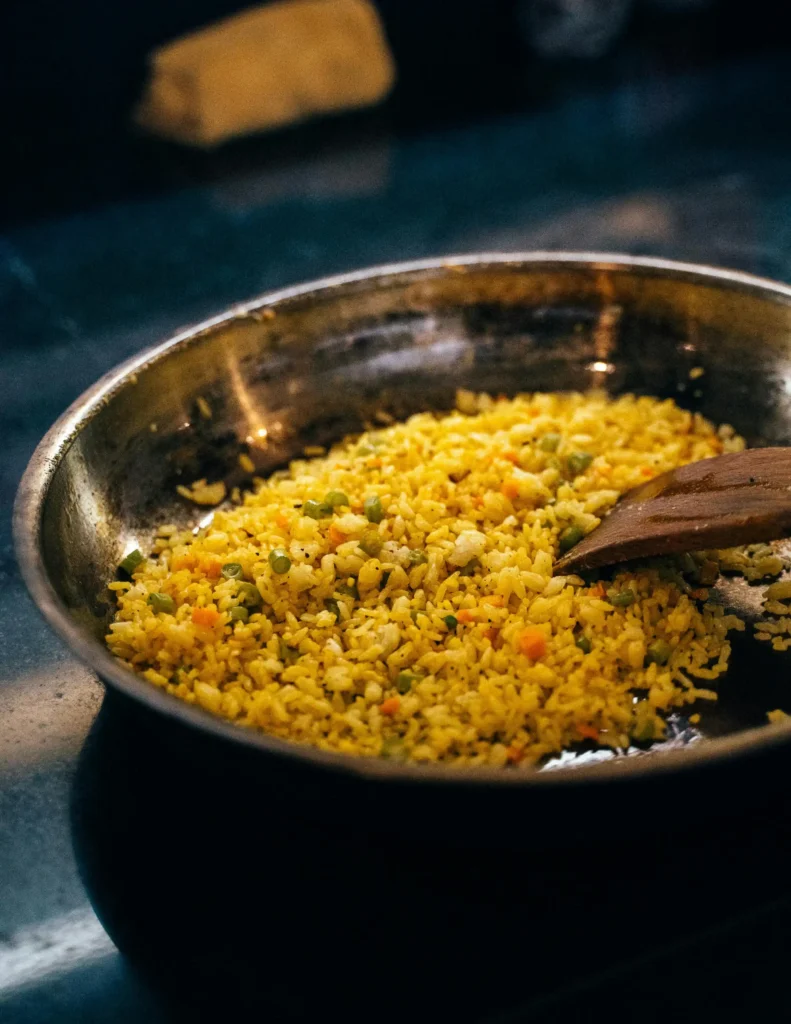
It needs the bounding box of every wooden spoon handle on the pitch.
[554,448,791,575]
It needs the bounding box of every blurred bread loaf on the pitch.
[134,0,395,147]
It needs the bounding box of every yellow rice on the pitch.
[106,390,766,766]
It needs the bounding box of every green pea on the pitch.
[679,553,697,576]
[221,562,244,580]
[459,558,480,577]
[237,581,262,607]
[444,614,458,631]
[359,532,383,557]
[268,549,292,574]
[303,499,332,520]
[608,588,635,608]
[380,737,407,761]
[279,640,300,665]
[278,643,301,667]
[364,495,384,523]
[539,432,561,452]
[408,549,428,566]
[119,549,144,575]
[336,582,359,600]
[230,606,249,623]
[324,490,349,508]
[645,639,672,665]
[575,635,592,654]
[325,598,341,620]
[396,671,420,694]
[559,525,585,553]
[632,710,656,743]
[567,451,593,475]
[148,592,175,614]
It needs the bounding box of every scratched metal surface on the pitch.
[3,50,791,1021]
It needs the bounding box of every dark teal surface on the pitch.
[3,48,791,1021]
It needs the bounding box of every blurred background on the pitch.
[2,0,787,226]
[4,1,791,1021]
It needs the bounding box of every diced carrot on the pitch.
[483,626,500,646]
[506,744,524,764]
[191,607,220,628]
[276,512,290,529]
[199,558,222,578]
[690,588,709,601]
[328,524,346,548]
[518,627,547,659]
[502,450,520,465]
[591,582,606,599]
[457,609,476,624]
[380,697,400,715]
[496,393,509,403]
[501,480,520,501]
[640,466,654,477]
[577,724,600,742]
[482,595,504,607]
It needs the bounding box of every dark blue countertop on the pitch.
[3,47,791,1021]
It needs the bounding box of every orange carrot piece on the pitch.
[192,607,220,628]
[518,627,547,659]
[503,450,520,465]
[640,466,654,477]
[380,697,400,715]
[591,582,606,599]
[200,558,222,578]
[506,744,524,764]
[482,595,504,607]
[328,524,346,548]
[457,609,476,624]
[576,724,600,742]
[501,480,519,501]
[276,512,290,529]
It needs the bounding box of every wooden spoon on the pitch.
[553,448,791,576]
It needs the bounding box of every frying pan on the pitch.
[14,254,791,1019]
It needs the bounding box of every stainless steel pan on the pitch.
[15,252,791,787]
